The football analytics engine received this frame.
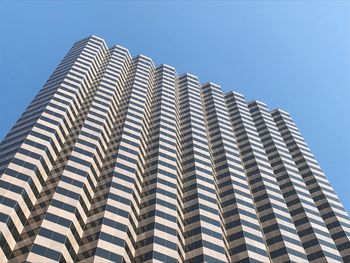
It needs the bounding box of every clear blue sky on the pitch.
[1,1,349,212]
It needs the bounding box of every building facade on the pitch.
[0,35,349,263]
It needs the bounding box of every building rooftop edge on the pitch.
[77,35,289,114]
[201,82,221,88]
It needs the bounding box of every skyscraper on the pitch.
[0,35,349,263]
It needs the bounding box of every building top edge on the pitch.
[224,90,245,98]
[201,82,221,88]
[271,108,290,115]
[247,100,267,107]
[77,35,280,114]
[178,73,199,79]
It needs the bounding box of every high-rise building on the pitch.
[0,35,349,263]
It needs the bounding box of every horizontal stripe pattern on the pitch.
[0,36,349,263]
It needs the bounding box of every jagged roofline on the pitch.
[80,35,287,114]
